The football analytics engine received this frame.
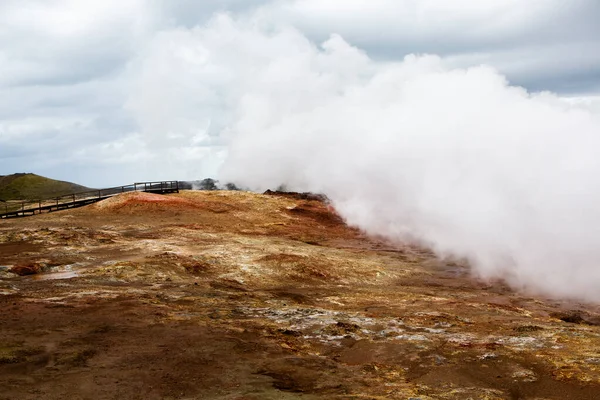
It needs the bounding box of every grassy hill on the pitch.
[0,173,91,201]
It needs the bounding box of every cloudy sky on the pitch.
[1,0,599,187]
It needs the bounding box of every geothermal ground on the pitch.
[1,190,599,399]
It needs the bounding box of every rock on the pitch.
[322,321,361,336]
[278,329,301,337]
[480,353,498,360]
[512,368,537,382]
[550,311,585,324]
[9,263,43,276]
[550,311,600,325]
[433,354,447,365]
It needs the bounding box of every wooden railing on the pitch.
[0,180,179,219]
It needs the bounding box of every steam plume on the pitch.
[132,15,600,302]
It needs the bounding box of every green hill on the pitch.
[0,173,92,201]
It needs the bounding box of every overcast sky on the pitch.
[1,0,599,187]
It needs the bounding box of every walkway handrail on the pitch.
[1,180,179,218]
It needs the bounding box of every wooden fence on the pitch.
[0,181,179,219]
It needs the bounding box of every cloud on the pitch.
[0,1,266,185]
[1,0,599,189]
[259,0,600,94]
[0,0,151,87]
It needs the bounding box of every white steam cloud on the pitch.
[130,15,600,302]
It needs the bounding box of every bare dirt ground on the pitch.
[1,190,599,399]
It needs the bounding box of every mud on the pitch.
[1,190,599,399]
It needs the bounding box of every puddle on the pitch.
[33,270,80,281]
[29,265,81,281]
[1,264,82,280]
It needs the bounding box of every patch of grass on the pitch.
[0,350,21,364]
[514,325,544,333]
[0,173,91,201]
[57,348,97,367]
[0,345,45,364]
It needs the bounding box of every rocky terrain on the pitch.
[1,190,599,399]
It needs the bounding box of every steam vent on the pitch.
[3,1,600,398]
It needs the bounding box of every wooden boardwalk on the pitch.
[0,181,179,219]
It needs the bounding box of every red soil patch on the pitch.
[91,192,204,213]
